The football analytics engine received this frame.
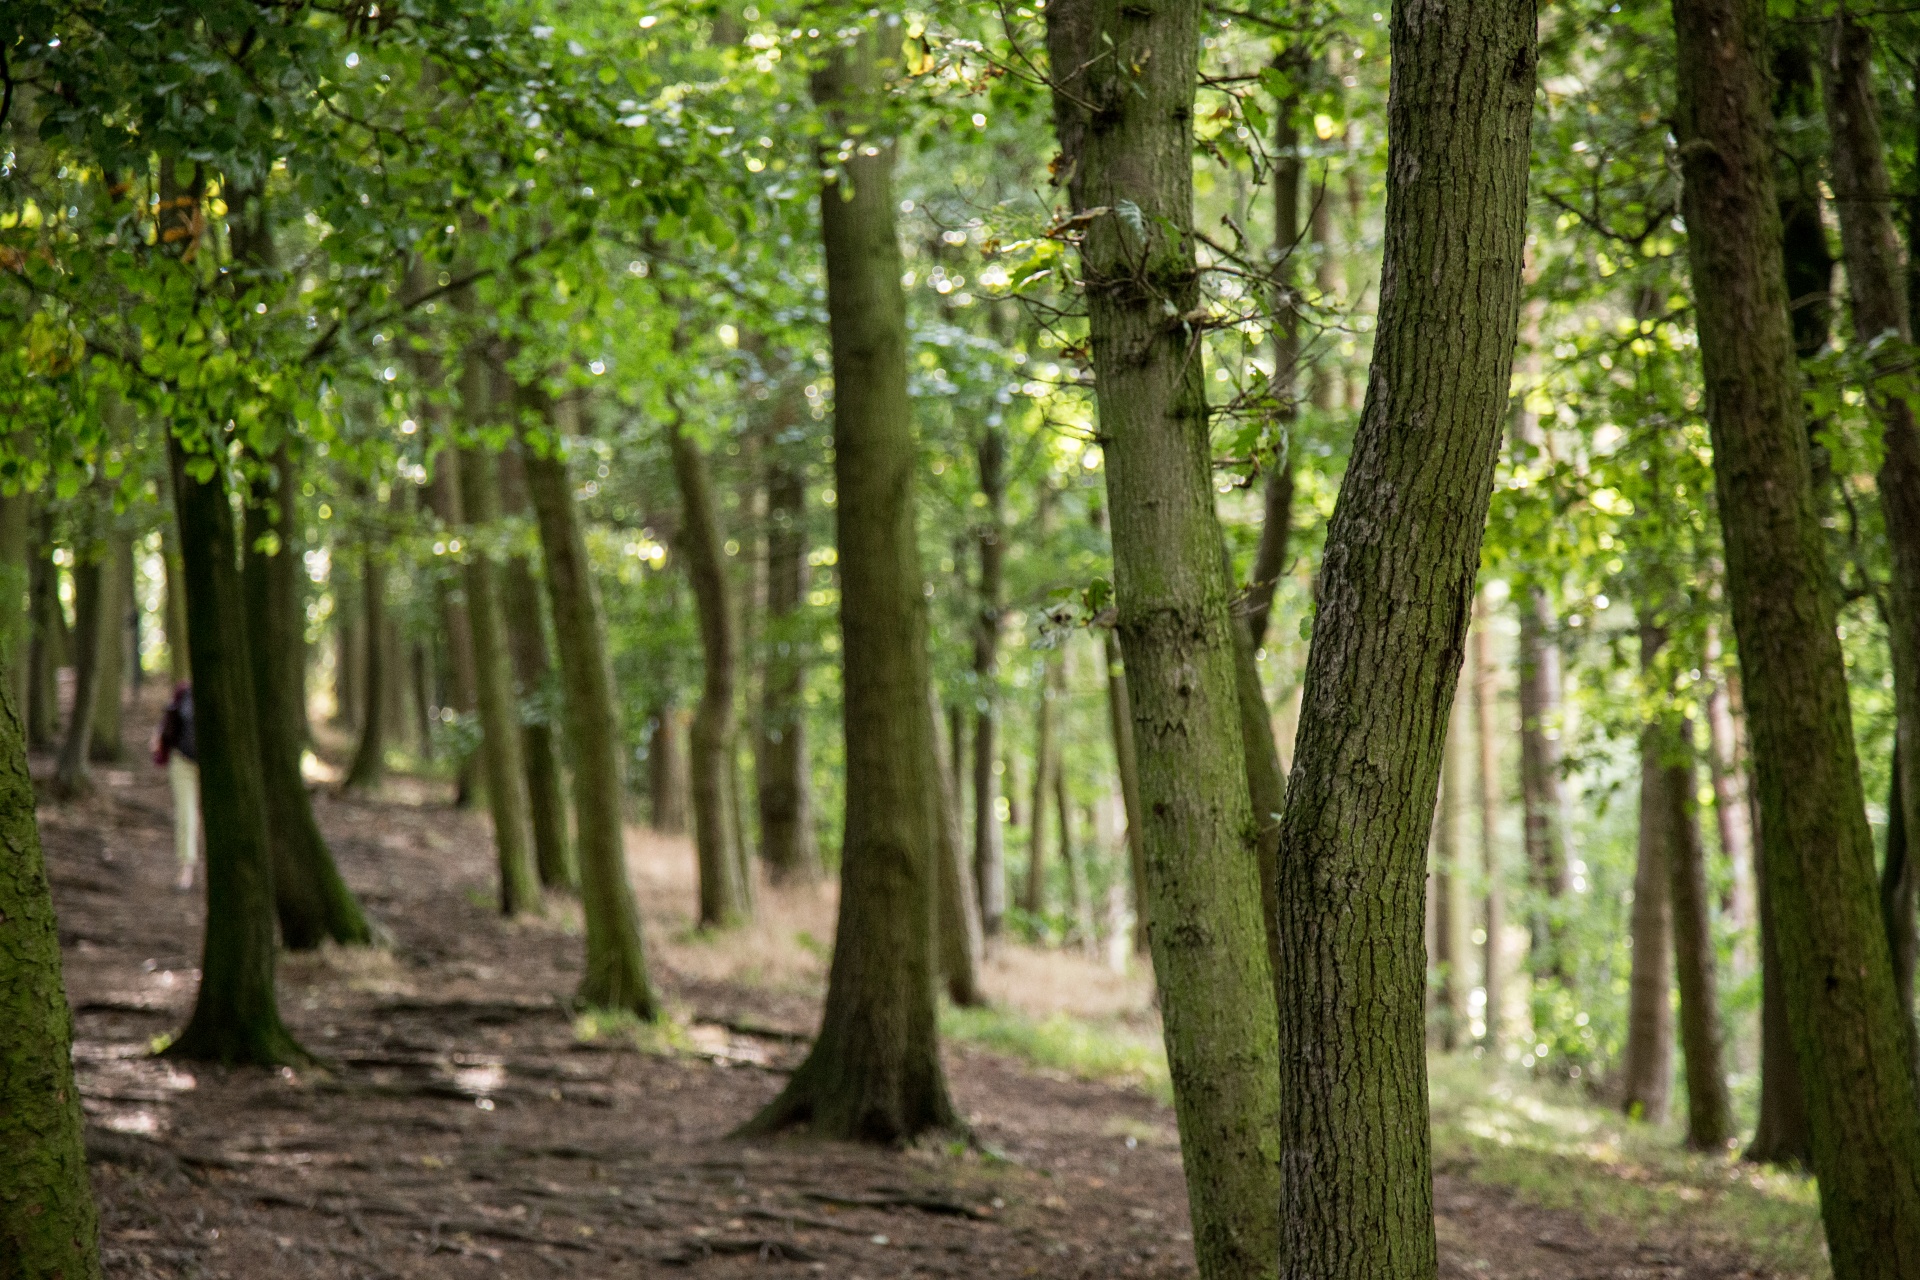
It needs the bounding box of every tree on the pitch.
[87,530,131,763]
[340,537,388,790]
[0,679,102,1280]
[971,422,1007,936]
[740,22,958,1143]
[756,427,817,882]
[1270,3,1534,1275]
[1672,0,1920,1264]
[1621,621,1675,1125]
[1046,0,1281,1269]
[50,531,107,798]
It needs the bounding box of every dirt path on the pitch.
[42,759,1782,1279]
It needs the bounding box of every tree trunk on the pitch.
[422,439,480,809]
[1048,0,1281,1267]
[0,473,31,714]
[757,452,817,881]
[520,402,658,1017]
[163,430,304,1066]
[1621,622,1676,1124]
[1056,734,1096,956]
[88,531,130,763]
[741,25,958,1143]
[1473,603,1503,1050]
[1100,628,1148,956]
[412,642,436,763]
[1704,631,1756,978]
[52,545,106,798]
[1673,0,1920,1261]
[1883,751,1917,1081]
[245,450,371,950]
[670,421,749,926]
[1269,1,1534,1271]
[1747,833,1813,1165]
[648,702,689,833]
[459,438,541,916]
[1232,594,1287,1007]
[1246,73,1301,654]
[1665,720,1734,1149]
[1822,5,1920,1086]
[342,542,387,790]
[929,687,985,1006]
[1516,586,1569,977]
[27,513,59,749]
[161,517,189,684]
[1433,696,1470,1052]
[0,676,102,1278]
[497,442,577,893]
[1024,650,1059,918]
[972,425,1007,936]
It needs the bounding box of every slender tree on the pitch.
[50,538,106,798]
[1048,0,1281,1267]
[1664,719,1733,1149]
[1433,697,1471,1052]
[971,423,1008,935]
[930,686,985,1005]
[1621,621,1676,1124]
[1673,0,1920,1261]
[1472,601,1503,1048]
[757,435,817,881]
[341,538,388,790]
[1269,3,1534,1273]
[87,530,130,763]
[740,23,958,1142]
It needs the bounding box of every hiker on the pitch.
[153,681,199,892]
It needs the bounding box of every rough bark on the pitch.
[1268,2,1534,1272]
[670,421,749,926]
[341,542,387,790]
[87,531,130,763]
[163,430,304,1066]
[245,450,370,950]
[1048,0,1282,1266]
[741,26,958,1143]
[521,404,658,1017]
[757,449,817,882]
[497,443,577,893]
[1673,0,1920,1261]
[51,545,105,798]
[972,425,1007,936]
[0,676,102,1278]
[1664,722,1733,1149]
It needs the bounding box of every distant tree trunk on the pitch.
[1621,621,1676,1124]
[1433,697,1470,1052]
[161,520,189,684]
[0,676,102,1278]
[88,531,130,763]
[1748,822,1814,1166]
[1517,586,1569,976]
[245,449,371,950]
[163,427,304,1066]
[460,437,541,916]
[341,542,387,791]
[1665,720,1733,1149]
[1231,592,1286,1005]
[1100,627,1148,956]
[27,512,59,749]
[1822,5,1920,1086]
[945,702,965,815]
[929,687,985,1006]
[0,474,31,714]
[1246,71,1301,655]
[1473,603,1503,1050]
[741,25,958,1143]
[757,452,817,882]
[412,642,435,764]
[1055,734,1096,956]
[670,421,749,927]
[422,440,480,809]
[648,702,689,833]
[497,442,577,893]
[52,544,106,798]
[1049,0,1281,1265]
[1883,752,1917,1080]
[1674,0,1920,1258]
[1268,1,1533,1271]
[972,425,1007,936]
[1704,631,1756,977]
[520,402,658,1017]
[1024,650,1059,918]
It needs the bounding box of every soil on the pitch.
[41,729,1786,1279]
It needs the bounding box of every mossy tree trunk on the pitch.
[521,399,658,1017]
[1268,1,1534,1271]
[741,24,958,1143]
[1674,0,1920,1261]
[0,676,101,1278]
[1048,0,1282,1267]
[0,466,32,715]
[497,441,577,893]
[757,448,817,882]
[245,448,371,950]
[670,420,749,927]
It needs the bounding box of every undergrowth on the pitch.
[939,1003,1171,1105]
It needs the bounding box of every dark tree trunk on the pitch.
[245,450,370,950]
[972,425,1007,936]
[1099,628,1148,956]
[1024,650,1059,918]
[88,531,130,763]
[0,676,102,1277]
[422,431,480,809]
[1622,623,1675,1124]
[757,453,816,882]
[498,442,577,893]
[521,402,658,1016]
[163,430,304,1066]
[51,545,106,798]
[1665,723,1734,1149]
[0,469,31,714]
[1674,0,1920,1260]
[649,702,690,833]
[1268,1,1534,1271]
[342,542,387,791]
[741,26,958,1143]
[930,687,985,1006]
[670,421,749,926]
[1246,73,1301,655]
[1747,826,1813,1165]
[1048,0,1282,1265]
[27,511,60,750]
[1883,751,1917,1080]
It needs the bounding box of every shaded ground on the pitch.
[41,745,1806,1278]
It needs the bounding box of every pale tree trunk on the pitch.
[1674,0,1920,1259]
[1704,629,1756,978]
[740,24,957,1142]
[52,536,107,798]
[1269,2,1534,1271]
[88,531,130,763]
[1048,0,1282,1266]
[1472,601,1503,1049]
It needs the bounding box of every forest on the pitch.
[1,0,1918,1276]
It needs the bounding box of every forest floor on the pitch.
[42,724,1827,1279]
